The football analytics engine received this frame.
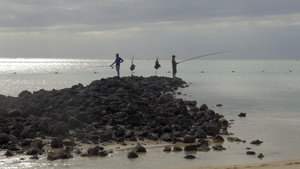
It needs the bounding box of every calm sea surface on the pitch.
[0,58,299,168]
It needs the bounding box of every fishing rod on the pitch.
[178,51,233,64]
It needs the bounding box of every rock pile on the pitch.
[0,76,229,160]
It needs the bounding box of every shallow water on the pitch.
[0,58,299,168]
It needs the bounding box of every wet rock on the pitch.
[212,146,226,151]
[227,137,242,142]
[246,151,256,155]
[194,129,207,139]
[30,155,39,160]
[99,132,112,142]
[202,122,220,136]
[74,148,82,154]
[68,117,84,129]
[133,143,146,153]
[4,150,14,157]
[87,147,99,156]
[52,122,69,136]
[183,136,196,143]
[126,115,142,126]
[0,133,10,145]
[163,146,172,152]
[197,145,210,152]
[258,153,264,159]
[199,104,209,111]
[30,140,43,149]
[238,112,246,117]
[184,155,196,159]
[8,144,22,151]
[20,139,32,147]
[51,138,64,148]
[173,146,183,152]
[8,109,21,117]
[160,133,173,142]
[213,135,224,142]
[184,145,198,151]
[26,147,43,155]
[99,150,108,157]
[127,151,139,158]
[250,139,263,145]
[47,149,73,160]
[158,93,174,104]
[63,140,76,147]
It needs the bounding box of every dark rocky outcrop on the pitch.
[0,76,230,160]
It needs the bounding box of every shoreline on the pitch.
[186,158,300,169]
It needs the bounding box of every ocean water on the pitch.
[0,58,299,169]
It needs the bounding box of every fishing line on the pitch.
[178,51,234,64]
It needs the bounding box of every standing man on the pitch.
[110,53,124,77]
[172,55,178,78]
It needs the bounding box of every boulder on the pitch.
[183,136,196,143]
[51,138,64,148]
[184,145,198,151]
[127,151,139,158]
[133,143,146,153]
[0,133,10,145]
[47,149,73,160]
[87,147,99,156]
[158,93,174,104]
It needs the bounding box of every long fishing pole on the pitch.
[178,51,233,64]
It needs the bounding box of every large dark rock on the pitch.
[158,93,174,104]
[0,133,10,145]
[87,147,99,156]
[183,136,196,143]
[126,115,142,126]
[51,138,64,148]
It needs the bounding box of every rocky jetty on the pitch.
[0,76,229,160]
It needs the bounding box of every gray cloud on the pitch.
[0,0,300,59]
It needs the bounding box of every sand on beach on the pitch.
[187,158,300,169]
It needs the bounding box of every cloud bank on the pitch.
[0,0,299,59]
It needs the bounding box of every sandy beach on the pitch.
[187,158,300,169]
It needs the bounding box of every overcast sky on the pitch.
[0,0,299,60]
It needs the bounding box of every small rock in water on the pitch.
[184,155,196,159]
[163,147,172,152]
[98,151,108,157]
[133,143,146,152]
[250,140,263,145]
[127,151,138,158]
[216,104,223,107]
[212,146,226,151]
[4,151,14,157]
[238,112,246,117]
[173,146,183,152]
[246,151,256,155]
[213,135,224,142]
[258,153,264,159]
[184,145,198,151]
